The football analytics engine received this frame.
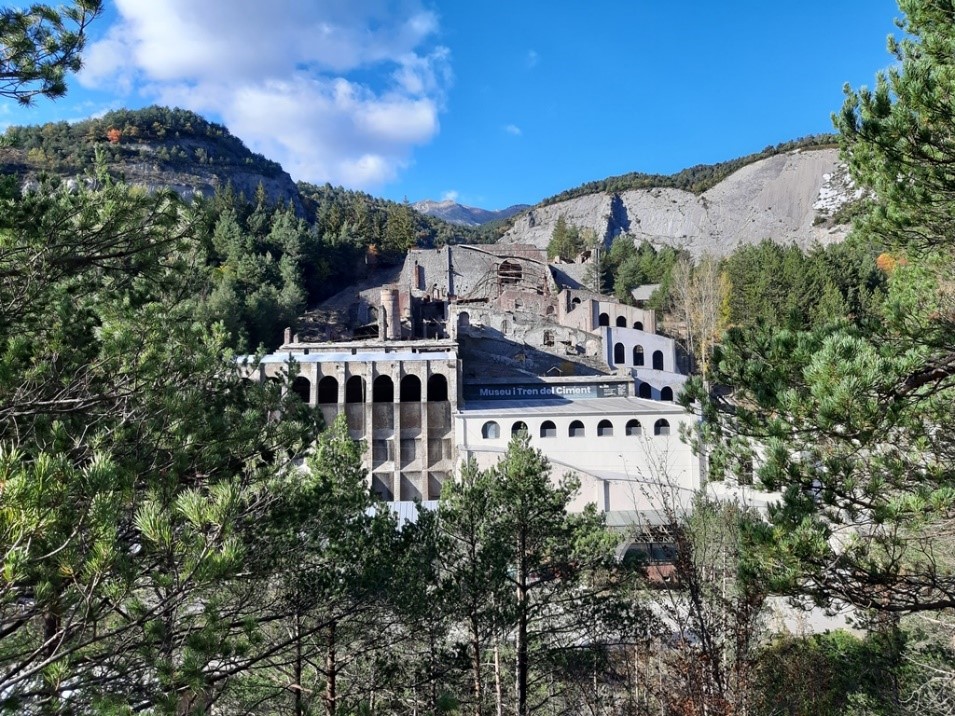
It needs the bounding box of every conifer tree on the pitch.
[690,0,955,615]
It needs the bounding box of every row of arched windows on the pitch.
[599,312,643,330]
[289,373,449,404]
[614,343,664,370]
[638,383,674,401]
[481,418,670,439]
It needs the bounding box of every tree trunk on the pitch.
[471,615,484,716]
[294,610,303,716]
[325,621,337,716]
[493,640,504,716]
[516,550,529,716]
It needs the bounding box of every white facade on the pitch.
[456,397,702,517]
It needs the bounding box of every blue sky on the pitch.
[3,0,901,209]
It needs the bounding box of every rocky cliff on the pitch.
[500,148,859,256]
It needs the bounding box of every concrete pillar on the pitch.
[380,288,400,340]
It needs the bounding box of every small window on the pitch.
[633,321,643,330]
[652,350,664,370]
[540,420,557,438]
[654,419,670,436]
[597,419,613,437]
[572,297,582,306]
[482,421,500,439]
[626,419,642,436]
[544,330,555,347]
[512,421,528,436]
[633,346,644,366]
[569,420,585,438]
[614,342,625,364]
[660,386,674,402]
[499,260,523,285]
[616,316,627,327]
[598,313,610,327]
[638,382,652,399]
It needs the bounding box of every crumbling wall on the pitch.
[452,304,608,377]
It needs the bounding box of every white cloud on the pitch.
[526,50,539,68]
[504,124,522,136]
[441,190,458,201]
[78,0,451,190]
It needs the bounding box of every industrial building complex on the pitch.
[246,244,704,523]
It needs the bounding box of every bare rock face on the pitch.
[501,148,856,256]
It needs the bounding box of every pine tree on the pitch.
[690,0,955,615]
[0,1,100,104]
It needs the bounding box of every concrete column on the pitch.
[381,288,400,340]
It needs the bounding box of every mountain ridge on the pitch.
[412,198,530,226]
[0,106,858,257]
[499,147,859,257]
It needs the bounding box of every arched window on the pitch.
[652,350,664,370]
[317,376,338,404]
[597,419,613,436]
[638,382,652,399]
[569,420,585,437]
[512,421,528,436]
[614,342,625,364]
[626,419,642,436]
[372,375,394,403]
[540,420,557,438]
[400,374,421,402]
[654,419,670,436]
[482,421,500,439]
[546,305,556,316]
[499,260,523,285]
[572,297,582,306]
[633,345,644,366]
[427,374,448,402]
[458,311,470,328]
[598,313,610,327]
[616,315,627,327]
[345,376,365,403]
[660,386,674,401]
[633,321,643,330]
[291,376,311,403]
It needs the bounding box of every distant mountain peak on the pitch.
[412,199,529,227]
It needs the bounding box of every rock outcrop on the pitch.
[501,148,858,256]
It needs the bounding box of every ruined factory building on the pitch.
[245,244,708,522]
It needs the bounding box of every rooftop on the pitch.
[459,396,685,417]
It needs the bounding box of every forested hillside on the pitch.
[0,107,502,351]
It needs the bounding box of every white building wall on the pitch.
[456,403,700,516]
